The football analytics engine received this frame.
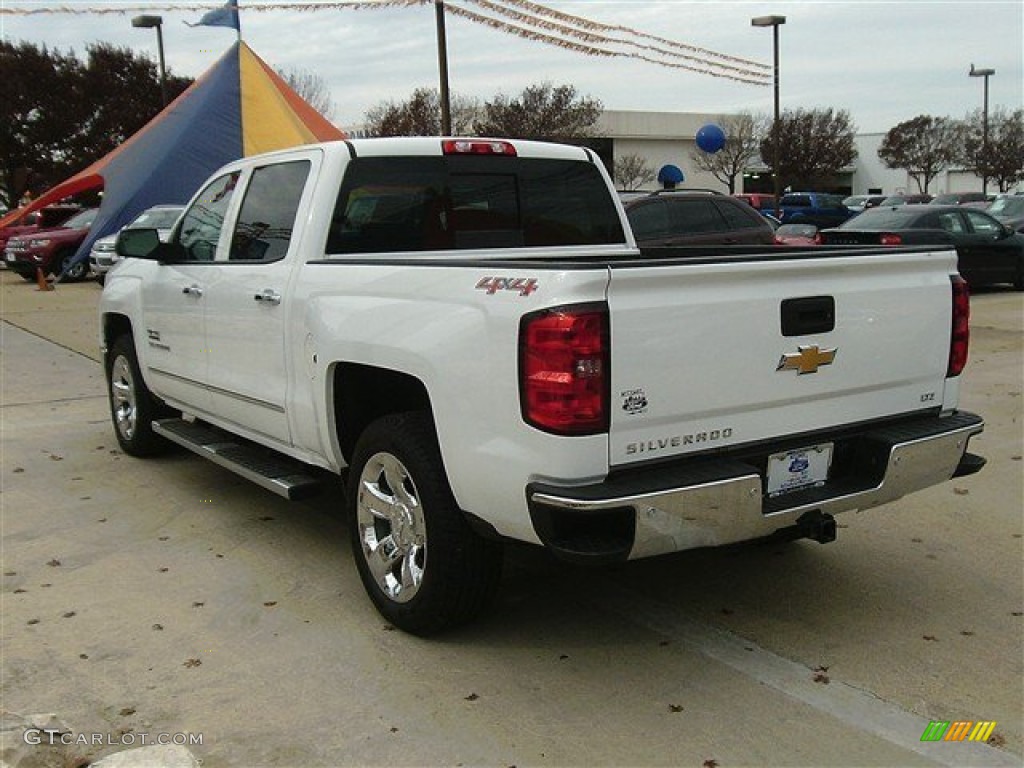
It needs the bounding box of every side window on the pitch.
[229,160,311,262]
[963,210,1001,235]
[935,212,965,233]
[715,199,760,229]
[178,172,240,262]
[626,200,671,239]
[669,199,726,233]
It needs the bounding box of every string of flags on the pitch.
[2,0,770,85]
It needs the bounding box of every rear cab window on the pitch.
[326,156,625,254]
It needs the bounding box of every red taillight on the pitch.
[442,139,517,156]
[879,233,903,246]
[520,304,609,435]
[948,275,970,377]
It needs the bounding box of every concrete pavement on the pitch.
[1,271,1021,767]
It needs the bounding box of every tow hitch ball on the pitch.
[795,510,837,544]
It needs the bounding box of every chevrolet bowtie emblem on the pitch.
[777,345,837,374]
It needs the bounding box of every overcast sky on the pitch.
[3,0,1022,135]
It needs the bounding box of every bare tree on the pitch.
[960,107,1024,193]
[613,153,656,191]
[878,115,960,193]
[689,111,767,193]
[364,88,479,137]
[279,66,337,122]
[473,83,602,141]
[760,108,857,190]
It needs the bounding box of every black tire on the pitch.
[105,334,171,457]
[57,249,88,282]
[18,271,37,282]
[347,412,503,635]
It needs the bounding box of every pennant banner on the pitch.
[2,0,769,85]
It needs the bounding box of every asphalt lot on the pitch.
[1,271,1022,768]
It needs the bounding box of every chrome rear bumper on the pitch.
[527,411,984,562]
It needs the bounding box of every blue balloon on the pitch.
[696,123,726,153]
[657,164,685,186]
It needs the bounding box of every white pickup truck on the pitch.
[102,137,985,634]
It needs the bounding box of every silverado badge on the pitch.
[777,345,837,375]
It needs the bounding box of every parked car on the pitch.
[929,192,990,207]
[91,204,184,284]
[774,223,821,245]
[0,205,82,254]
[777,192,853,228]
[986,194,1024,233]
[820,205,1024,289]
[4,208,98,282]
[733,192,777,217]
[842,194,886,213]
[878,194,933,206]
[621,190,776,246]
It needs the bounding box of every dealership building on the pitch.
[594,110,995,196]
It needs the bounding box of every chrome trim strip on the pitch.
[148,366,285,413]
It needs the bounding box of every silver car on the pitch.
[91,205,183,283]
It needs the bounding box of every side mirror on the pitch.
[116,228,160,258]
[115,228,185,262]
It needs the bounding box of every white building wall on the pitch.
[599,111,990,197]
[598,110,735,191]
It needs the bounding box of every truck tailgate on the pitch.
[606,248,958,467]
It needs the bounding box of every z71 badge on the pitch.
[475,276,538,297]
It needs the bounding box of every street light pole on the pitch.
[752,15,786,218]
[132,14,167,108]
[435,0,452,136]
[969,64,995,196]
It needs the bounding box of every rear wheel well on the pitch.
[333,363,431,464]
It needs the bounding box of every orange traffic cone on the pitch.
[35,267,53,292]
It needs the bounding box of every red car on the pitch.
[774,223,821,245]
[4,208,98,282]
[0,205,82,253]
[734,192,777,217]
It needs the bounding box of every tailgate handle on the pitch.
[781,296,835,337]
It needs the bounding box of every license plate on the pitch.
[767,443,833,497]
[5,253,14,262]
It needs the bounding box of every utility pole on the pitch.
[435,0,452,135]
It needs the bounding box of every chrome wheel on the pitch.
[356,451,427,604]
[110,354,138,442]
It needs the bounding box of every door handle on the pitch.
[182,284,203,297]
[254,289,282,305]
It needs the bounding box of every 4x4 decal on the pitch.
[475,276,539,297]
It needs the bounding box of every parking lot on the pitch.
[1,271,1021,767]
